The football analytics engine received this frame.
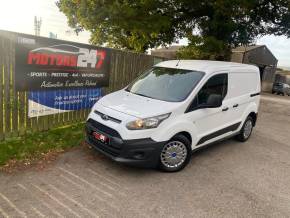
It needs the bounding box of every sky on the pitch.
[0,0,90,43]
[0,0,289,68]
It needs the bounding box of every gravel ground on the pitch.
[0,94,290,218]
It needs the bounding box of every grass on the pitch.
[0,123,85,166]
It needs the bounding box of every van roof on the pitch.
[155,60,258,74]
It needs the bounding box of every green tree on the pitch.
[177,0,290,60]
[57,0,182,52]
[57,0,290,59]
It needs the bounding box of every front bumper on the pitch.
[85,119,165,168]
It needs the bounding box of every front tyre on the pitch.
[158,135,191,172]
[236,116,254,142]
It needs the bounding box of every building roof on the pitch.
[152,46,183,52]
[232,45,264,53]
[151,46,183,59]
[155,60,258,74]
[231,45,278,64]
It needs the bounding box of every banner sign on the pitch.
[15,34,111,91]
[28,88,102,118]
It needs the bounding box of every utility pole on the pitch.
[34,16,42,36]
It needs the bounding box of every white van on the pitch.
[86,60,261,172]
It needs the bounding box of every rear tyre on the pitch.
[158,135,191,172]
[236,116,254,142]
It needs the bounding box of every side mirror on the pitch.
[204,94,223,108]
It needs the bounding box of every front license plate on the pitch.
[92,131,109,144]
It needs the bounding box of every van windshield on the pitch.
[125,67,204,102]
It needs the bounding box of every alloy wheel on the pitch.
[160,141,188,169]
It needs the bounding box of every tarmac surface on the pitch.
[0,94,290,218]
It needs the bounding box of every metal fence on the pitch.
[0,30,161,140]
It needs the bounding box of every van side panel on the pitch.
[194,68,261,147]
[227,69,260,130]
[228,72,260,99]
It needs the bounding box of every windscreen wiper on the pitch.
[133,92,155,100]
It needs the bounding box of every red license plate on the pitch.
[92,131,109,144]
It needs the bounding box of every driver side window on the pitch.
[187,73,228,112]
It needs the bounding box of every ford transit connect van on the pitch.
[86,60,261,172]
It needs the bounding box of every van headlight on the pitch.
[126,113,171,130]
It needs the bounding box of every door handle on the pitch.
[233,104,239,108]
[222,107,229,112]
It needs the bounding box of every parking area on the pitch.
[0,94,290,218]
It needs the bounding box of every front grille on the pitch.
[94,110,122,124]
[87,119,122,138]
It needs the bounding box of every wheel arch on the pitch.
[172,131,192,144]
[248,111,258,126]
[151,120,198,148]
[241,102,259,128]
